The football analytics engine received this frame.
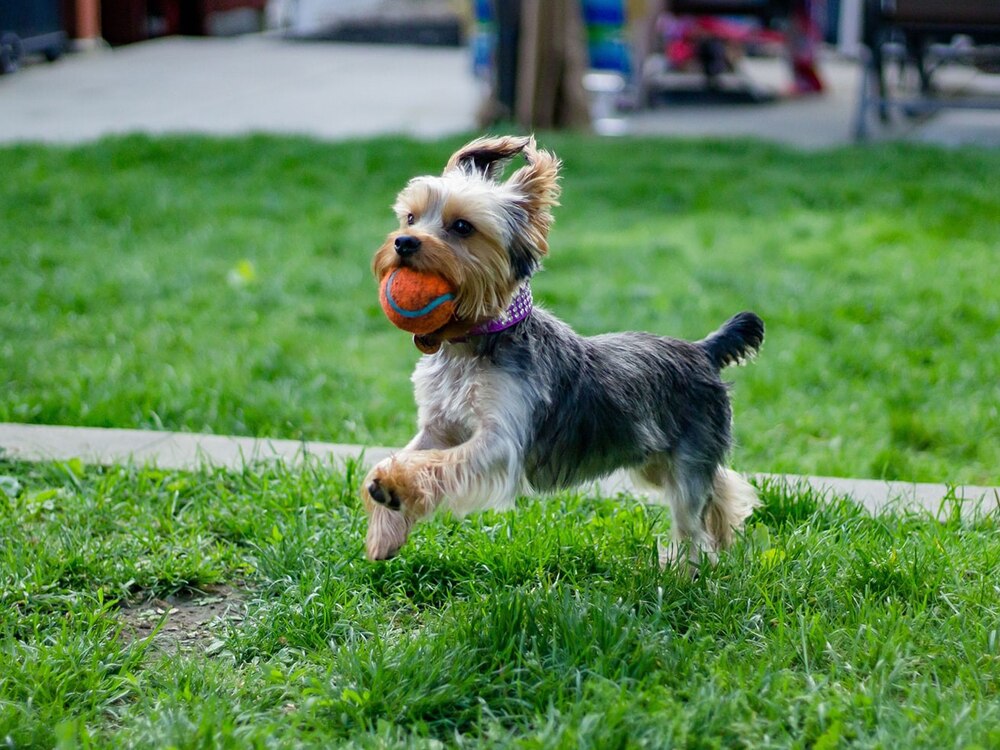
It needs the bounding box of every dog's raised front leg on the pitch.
[362,427,446,561]
[362,423,524,560]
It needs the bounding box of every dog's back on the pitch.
[474,309,743,494]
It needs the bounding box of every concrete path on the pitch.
[2,422,996,518]
[0,36,479,143]
[2,35,999,147]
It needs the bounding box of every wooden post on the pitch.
[68,0,102,47]
[515,0,592,130]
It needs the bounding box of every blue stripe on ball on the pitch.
[385,269,456,319]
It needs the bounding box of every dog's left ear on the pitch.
[505,138,561,271]
[445,135,532,181]
[507,139,561,218]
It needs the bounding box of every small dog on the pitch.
[362,135,764,566]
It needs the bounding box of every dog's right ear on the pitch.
[445,135,532,181]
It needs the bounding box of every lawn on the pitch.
[1,135,999,484]
[1,457,998,748]
[2,133,999,748]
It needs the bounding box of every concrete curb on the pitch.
[0,422,393,472]
[1,422,997,517]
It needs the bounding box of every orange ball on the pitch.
[378,268,456,335]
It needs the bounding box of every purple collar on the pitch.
[463,283,533,337]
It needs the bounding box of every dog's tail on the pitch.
[697,311,764,370]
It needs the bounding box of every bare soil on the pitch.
[120,584,246,654]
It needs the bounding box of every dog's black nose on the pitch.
[394,235,421,257]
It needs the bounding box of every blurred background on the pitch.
[2,0,1000,145]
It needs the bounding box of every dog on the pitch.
[362,135,764,566]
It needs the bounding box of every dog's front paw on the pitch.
[361,457,437,561]
[366,476,402,511]
[362,458,433,516]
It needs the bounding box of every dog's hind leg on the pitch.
[704,467,760,550]
[636,450,759,571]
[634,453,715,570]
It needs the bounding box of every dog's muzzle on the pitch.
[394,235,421,257]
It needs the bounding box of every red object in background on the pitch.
[100,0,266,45]
[100,0,149,45]
[659,1,826,95]
[662,15,784,70]
[787,2,825,93]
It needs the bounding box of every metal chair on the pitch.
[854,0,1000,139]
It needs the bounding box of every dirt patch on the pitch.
[120,584,246,655]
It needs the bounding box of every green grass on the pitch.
[1,134,999,484]
[1,458,998,747]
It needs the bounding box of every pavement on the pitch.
[2,34,1000,147]
[1,423,997,517]
[0,36,480,143]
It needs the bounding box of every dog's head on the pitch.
[372,135,561,326]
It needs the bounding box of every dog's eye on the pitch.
[406,213,415,226]
[451,219,474,237]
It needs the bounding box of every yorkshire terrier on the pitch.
[362,135,764,566]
